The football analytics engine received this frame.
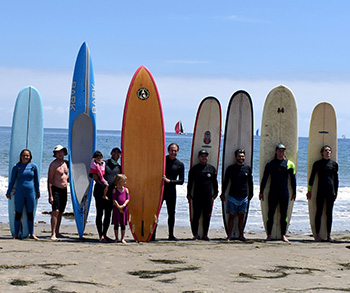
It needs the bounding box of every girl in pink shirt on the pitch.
[90,151,109,200]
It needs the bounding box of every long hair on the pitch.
[19,149,32,163]
[114,174,127,188]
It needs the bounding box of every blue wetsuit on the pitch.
[7,162,40,235]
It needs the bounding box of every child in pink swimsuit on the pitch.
[90,151,108,200]
[112,174,129,244]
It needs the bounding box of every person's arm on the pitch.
[248,167,254,200]
[173,162,185,185]
[33,164,40,199]
[287,160,296,200]
[259,163,270,200]
[212,167,219,200]
[221,166,230,201]
[187,167,194,201]
[96,163,108,186]
[334,162,339,200]
[307,161,317,200]
[6,165,18,198]
[123,188,130,208]
[47,162,55,204]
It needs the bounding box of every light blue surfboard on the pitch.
[69,42,96,238]
[8,86,43,238]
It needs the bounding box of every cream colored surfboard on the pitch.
[222,90,253,239]
[189,96,221,238]
[259,85,298,239]
[307,102,337,240]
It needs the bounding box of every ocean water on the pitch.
[0,127,349,234]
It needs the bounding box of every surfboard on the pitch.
[189,96,221,238]
[307,102,337,240]
[68,42,96,238]
[259,85,298,239]
[8,86,43,238]
[122,65,165,242]
[221,90,253,239]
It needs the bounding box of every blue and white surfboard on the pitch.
[69,42,96,238]
[8,86,43,238]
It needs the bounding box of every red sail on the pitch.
[175,120,181,134]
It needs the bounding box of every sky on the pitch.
[1,1,350,137]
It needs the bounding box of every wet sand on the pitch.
[0,223,349,292]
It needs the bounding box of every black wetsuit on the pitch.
[187,163,218,237]
[163,155,185,237]
[308,158,338,234]
[222,164,253,200]
[93,158,121,239]
[260,158,296,236]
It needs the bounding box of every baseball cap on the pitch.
[198,149,209,156]
[276,144,286,150]
[53,145,68,156]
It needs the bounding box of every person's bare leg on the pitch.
[51,210,59,240]
[56,212,65,238]
[227,215,234,241]
[282,235,289,243]
[121,229,127,244]
[238,214,246,241]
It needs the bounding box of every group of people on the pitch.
[5,141,339,243]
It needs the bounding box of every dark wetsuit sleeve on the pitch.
[170,162,184,185]
[289,169,297,195]
[334,163,339,194]
[248,167,253,198]
[213,168,219,195]
[308,161,317,188]
[187,167,194,198]
[260,163,270,194]
[33,164,40,195]
[6,164,18,195]
[222,166,231,194]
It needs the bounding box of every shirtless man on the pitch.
[48,145,69,241]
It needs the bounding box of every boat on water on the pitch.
[175,120,186,135]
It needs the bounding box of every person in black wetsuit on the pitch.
[306,145,338,242]
[259,144,296,242]
[93,147,122,242]
[162,143,185,240]
[151,143,184,241]
[221,149,253,241]
[187,149,218,241]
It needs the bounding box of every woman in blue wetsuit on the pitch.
[6,149,40,240]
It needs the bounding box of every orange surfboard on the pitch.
[122,66,165,242]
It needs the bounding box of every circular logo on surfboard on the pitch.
[137,88,150,100]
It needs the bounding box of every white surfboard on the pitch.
[189,96,221,238]
[222,90,253,239]
[259,85,298,239]
[307,102,337,240]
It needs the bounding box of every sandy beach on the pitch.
[0,223,349,292]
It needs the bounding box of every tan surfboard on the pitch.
[222,90,253,239]
[122,65,165,242]
[259,85,298,239]
[307,102,337,240]
[189,96,221,238]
